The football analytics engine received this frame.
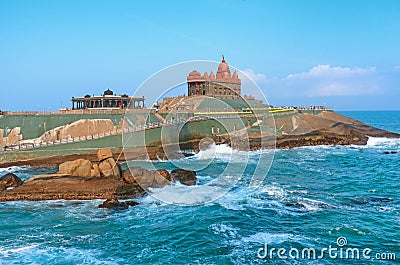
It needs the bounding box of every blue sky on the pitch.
[0,0,399,111]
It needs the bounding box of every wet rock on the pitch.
[98,198,128,210]
[128,168,154,188]
[59,159,93,177]
[285,202,306,208]
[157,169,173,181]
[350,197,393,205]
[383,150,398,154]
[171,169,197,186]
[98,158,121,179]
[121,169,137,184]
[152,169,172,188]
[369,197,393,203]
[122,168,172,188]
[0,173,23,188]
[125,200,139,207]
[97,148,113,161]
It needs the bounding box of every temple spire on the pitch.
[222,54,225,63]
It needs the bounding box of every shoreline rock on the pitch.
[0,173,23,191]
[0,148,198,202]
[171,169,197,186]
[98,198,139,210]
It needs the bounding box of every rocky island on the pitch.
[1,57,399,204]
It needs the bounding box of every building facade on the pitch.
[187,56,241,98]
[71,89,145,109]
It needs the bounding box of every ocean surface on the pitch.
[1,111,399,264]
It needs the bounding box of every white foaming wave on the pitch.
[0,245,120,264]
[216,187,249,211]
[288,197,335,212]
[0,244,40,256]
[210,223,239,238]
[191,144,252,162]
[238,232,308,245]
[261,184,287,199]
[142,184,230,205]
[191,144,235,162]
[377,206,396,212]
[366,136,400,148]
[216,183,294,212]
[0,166,29,174]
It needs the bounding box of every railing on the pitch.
[3,109,133,115]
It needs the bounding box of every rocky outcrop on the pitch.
[91,164,101,178]
[0,148,197,201]
[153,169,172,188]
[123,168,155,188]
[215,111,400,150]
[0,128,4,147]
[40,119,115,143]
[171,169,197,186]
[98,198,128,210]
[98,198,139,210]
[0,173,23,190]
[121,169,135,184]
[99,158,121,179]
[0,173,144,201]
[1,127,23,146]
[59,159,93,178]
[123,167,196,187]
[57,149,120,179]
[97,148,113,161]
[121,168,173,189]
[96,148,121,179]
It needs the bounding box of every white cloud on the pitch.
[286,65,378,96]
[287,64,375,79]
[269,64,380,97]
[240,68,267,83]
[241,65,399,109]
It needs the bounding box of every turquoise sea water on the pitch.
[1,111,399,264]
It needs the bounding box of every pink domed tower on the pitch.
[187,55,241,98]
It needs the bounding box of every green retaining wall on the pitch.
[0,113,159,139]
[1,111,330,163]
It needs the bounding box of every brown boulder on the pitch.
[0,173,23,188]
[97,148,113,161]
[126,200,139,207]
[91,164,101,178]
[98,198,128,210]
[157,169,173,181]
[171,169,197,186]
[59,159,93,177]
[129,168,154,187]
[152,170,172,188]
[121,169,137,184]
[98,158,121,179]
[121,168,173,188]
